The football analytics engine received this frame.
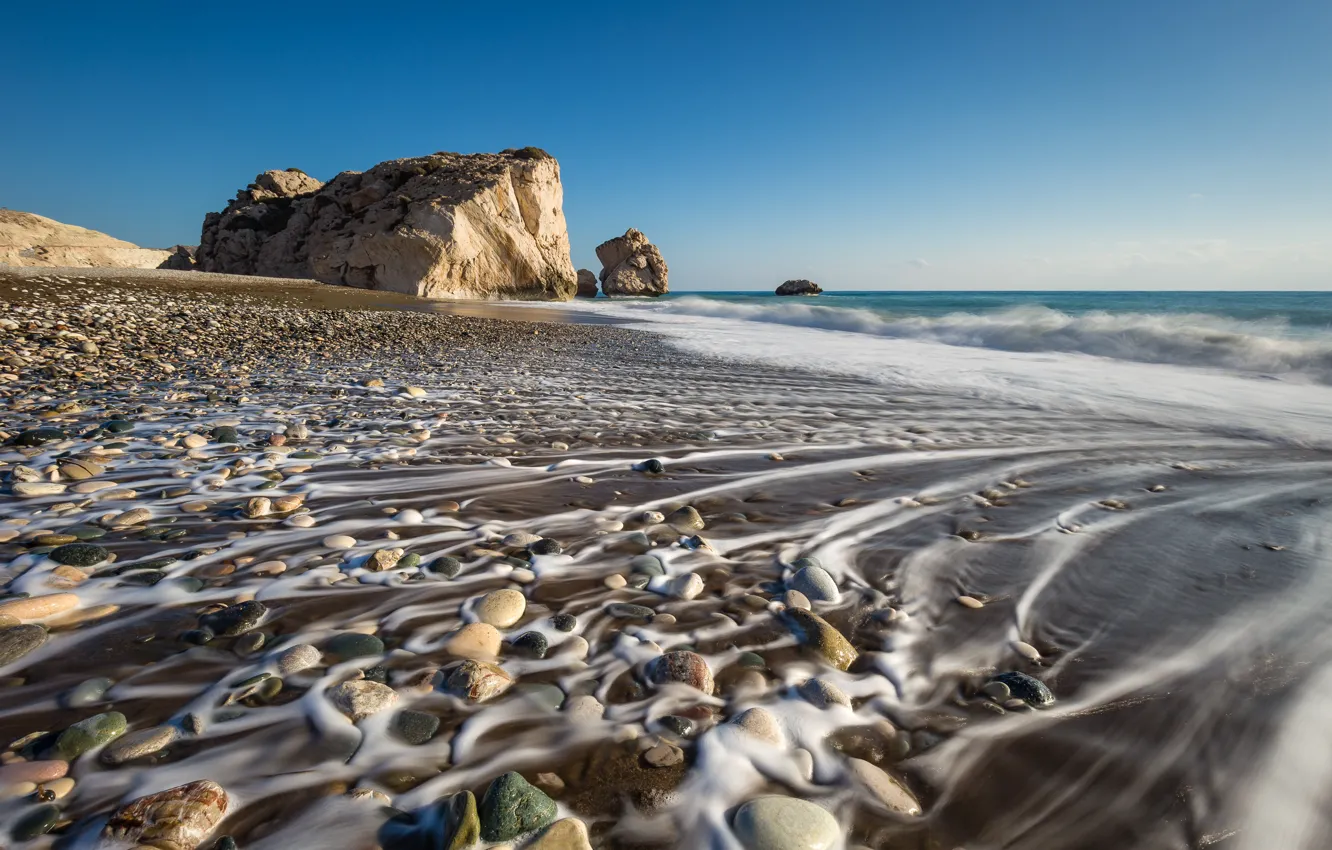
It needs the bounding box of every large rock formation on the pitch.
[0,210,173,269]
[197,149,577,300]
[776,279,823,296]
[596,229,667,297]
[575,268,598,298]
[159,245,198,271]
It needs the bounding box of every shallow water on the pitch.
[2,283,1331,849]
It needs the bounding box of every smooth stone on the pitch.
[782,609,858,671]
[445,660,514,702]
[731,707,784,745]
[447,623,503,661]
[732,796,840,850]
[528,537,562,556]
[111,507,151,526]
[510,631,549,659]
[12,428,66,447]
[101,779,228,850]
[11,804,60,841]
[797,677,851,709]
[666,506,705,532]
[550,613,576,632]
[657,715,695,738]
[647,650,714,694]
[526,817,593,850]
[380,790,479,850]
[13,481,67,497]
[61,676,114,708]
[287,514,317,528]
[783,589,811,610]
[668,573,705,600]
[101,725,180,765]
[476,589,526,628]
[328,680,399,721]
[274,644,322,676]
[606,603,655,620]
[326,632,385,659]
[323,534,357,550]
[563,694,605,722]
[479,771,558,842]
[199,600,267,637]
[0,760,67,784]
[516,683,565,711]
[427,556,462,578]
[394,710,440,745]
[629,555,666,576]
[502,532,542,548]
[847,758,922,815]
[990,671,1054,707]
[0,593,79,621]
[643,741,684,767]
[789,565,839,602]
[56,710,128,759]
[396,509,425,525]
[981,680,1011,701]
[956,595,984,609]
[1013,640,1042,661]
[49,542,109,566]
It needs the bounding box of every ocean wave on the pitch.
[659,298,1332,383]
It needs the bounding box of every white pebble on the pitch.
[323,534,357,550]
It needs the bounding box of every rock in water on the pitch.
[789,564,839,602]
[199,601,267,637]
[527,818,593,850]
[575,268,599,298]
[0,624,47,665]
[596,228,668,296]
[782,609,858,671]
[196,151,577,300]
[775,279,824,296]
[732,796,840,850]
[56,711,128,759]
[990,671,1055,707]
[479,771,558,842]
[379,790,479,850]
[847,758,922,815]
[646,650,715,694]
[102,780,229,850]
[328,680,399,721]
[49,542,109,566]
[446,659,515,702]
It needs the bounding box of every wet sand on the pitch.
[0,268,1323,850]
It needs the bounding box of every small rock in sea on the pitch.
[49,542,109,566]
[327,680,399,721]
[365,547,404,571]
[326,632,384,659]
[847,758,922,815]
[199,600,267,637]
[789,564,839,602]
[669,572,705,600]
[640,510,666,525]
[667,506,705,532]
[380,790,478,850]
[528,537,562,556]
[630,555,666,576]
[447,622,503,661]
[551,613,577,632]
[276,644,321,675]
[11,427,66,447]
[643,741,684,768]
[213,425,239,443]
[476,588,526,628]
[13,481,68,498]
[563,694,605,722]
[101,724,179,765]
[287,514,317,528]
[242,496,272,518]
[647,650,714,695]
[0,592,79,621]
[11,804,61,841]
[981,680,1011,701]
[56,710,128,759]
[956,595,984,609]
[446,659,514,702]
[516,683,565,711]
[526,818,593,850]
[989,671,1054,707]
[636,458,665,474]
[112,507,152,526]
[783,589,811,610]
[731,707,785,745]
[0,760,67,785]
[732,796,841,850]
[102,779,228,850]
[323,534,357,550]
[657,715,695,738]
[604,573,628,589]
[393,709,440,745]
[782,609,858,671]
[607,602,655,621]
[182,433,209,449]
[510,631,549,659]
[479,771,558,842]
[502,531,543,549]
[426,556,463,578]
[1012,640,1042,661]
[797,677,851,709]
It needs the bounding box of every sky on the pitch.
[1,1,1329,291]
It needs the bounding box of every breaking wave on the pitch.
[660,298,1332,383]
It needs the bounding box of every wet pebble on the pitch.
[797,677,851,709]
[426,556,463,578]
[49,542,108,566]
[956,595,984,609]
[476,589,526,628]
[327,680,399,721]
[446,659,514,702]
[732,796,841,850]
[479,771,558,842]
[393,709,440,745]
[990,671,1054,707]
[56,710,128,759]
[326,632,384,659]
[510,631,549,659]
[60,676,113,708]
[848,758,921,815]
[101,779,228,849]
[275,644,321,675]
[101,725,179,765]
[551,613,577,632]
[647,650,714,694]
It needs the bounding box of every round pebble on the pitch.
[476,589,526,628]
[732,796,841,850]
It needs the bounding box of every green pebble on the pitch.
[48,542,109,567]
[479,772,557,842]
[56,710,127,760]
[398,552,421,570]
[326,632,384,659]
[393,709,440,745]
[11,803,60,841]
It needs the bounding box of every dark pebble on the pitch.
[637,458,665,474]
[181,628,214,645]
[11,428,65,447]
[551,613,576,632]
[397,552,421,570]
[0,625,48,666]
[199,601,268,637]
[101,419,135,434]
[626,574,651,590]
[326,632,384,659]
[479,772,557,842]
[394,710,440,745]
[991,671,1055,707]
[363,665,389,683]
[606,603,655,620]
[510,631,549,659]
[426,556,462,578]
[212,838,239,850]
[49,542,108,567]
[657,715,695,737]
[213,425,239,443]
[528,538,562,556]
[10,803,60,841]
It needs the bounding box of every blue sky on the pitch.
[1,1,1329,290]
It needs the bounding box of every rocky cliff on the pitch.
[596,229,668,296]
[0,210,173,269]
[197,149,577,300]
[776,279,823,296]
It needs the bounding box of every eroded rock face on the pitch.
[776,279,823,296]
[596,229,667,296]
[575,268,599,298]
[0,210,172,269]
[197,150,577,301]
[158,245,198,271]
